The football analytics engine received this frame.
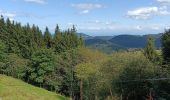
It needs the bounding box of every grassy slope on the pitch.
[0,75,70,100]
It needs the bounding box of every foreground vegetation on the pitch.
[1,15,170,100]
[0,75,70,100]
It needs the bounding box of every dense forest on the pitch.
[1,15,170,100]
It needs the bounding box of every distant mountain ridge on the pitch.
[109,34,161,48]
[80,33,162,53]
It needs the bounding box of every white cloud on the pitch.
[86,20,115,26]
[80,10,89,14]
[135,25,142,30]
[131,24,165,31]
[71,3,104,14]
[151,25,160,30]
[157,0,170,5]
[79,26,102,31]
[88,20,103,24]
[24,0,46,4]
[71,3,103,10]
[0,10,16,18]
[0,10,16,21]
[127,6,170,19]
[165,26,170,29]
[67,22,73,25]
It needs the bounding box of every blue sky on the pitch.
[1,0,170,36]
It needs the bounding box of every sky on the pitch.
[1,0,170,36]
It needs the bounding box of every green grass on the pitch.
[0,75,70,100]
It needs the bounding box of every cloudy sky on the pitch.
[1,0,170,36]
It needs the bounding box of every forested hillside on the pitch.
[1,15,170,100]
[109,34,161,48]
[85,34,162,53]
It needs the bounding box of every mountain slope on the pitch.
[77,33,93,40]
[84,33,162,53]
[0,75,70,100]
[93,36,115,40]
[109,34,161,48]
[109,35,148,48]
[85,38,125,53]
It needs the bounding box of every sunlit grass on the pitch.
[0,75,70,100]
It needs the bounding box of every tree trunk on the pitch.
[80,79,83,100]
[51,86,53,91]
[40,83,42,88]
[110,88,113,100]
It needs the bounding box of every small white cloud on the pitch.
[71,3,104,14]
[151,25,160,30]
[0,11,16,21]
[67,22,73,25]
[0,10,16,18]
[165,26,170,29]
[86,20,115,25]
[157,0,170,5]
[85,27,102,31]
[80,10,89,14]
[24,0,46,4]
[135,25,142,30]
[127,6,170,19]
[87,20,101,24]
[71,3,103,10]
[107,25,116,30]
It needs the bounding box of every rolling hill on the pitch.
[109,34,162,48]
[84,33,162,53]
[85,38,125,53]
[0,75,70,100]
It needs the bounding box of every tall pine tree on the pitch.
[144,36,157,62]
[162,29,170,64]
[44,27,52,48]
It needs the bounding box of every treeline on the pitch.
[0,16,83,58]
[1,15,170,100]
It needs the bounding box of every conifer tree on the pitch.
[54,24,60,38]
[53,24,61,46]
[36,26,44,47]
[0,16,7,42]
[44,27,52,48]
[0,41,7,75]
[79,34,84,46]
[162,29,170,64]
[29,49,55,87]
[144,36,157,62]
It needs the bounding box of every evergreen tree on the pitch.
[28,49,55,87]
[54,24,60,39]
[19,23,34,58]
[36,26,44,48]
[71,25,76,33]
[162,29,170,64]
[144,36,157,62]
[53,24,61,47]
[44,27,52,48]
[0,41,7,74]
[78,34,84,47]
[0,16,7,43]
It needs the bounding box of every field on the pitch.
[0,75,69,100]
